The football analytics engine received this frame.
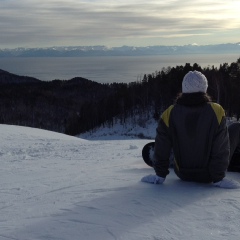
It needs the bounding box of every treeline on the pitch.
[0,57,239,136]
[0,71,116,135]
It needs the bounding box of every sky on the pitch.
[0,0,240,48]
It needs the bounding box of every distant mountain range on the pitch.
[0,43,240,57]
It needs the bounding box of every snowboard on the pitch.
[142,142,155,167]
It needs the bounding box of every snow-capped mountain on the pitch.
[1,43,240,57]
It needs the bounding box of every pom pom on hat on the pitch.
[182,71,208,93]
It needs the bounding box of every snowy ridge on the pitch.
[79,118,157,140]
[1,124,240,239]
[1,43,240,57]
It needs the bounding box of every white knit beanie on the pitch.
[182,71,208,93]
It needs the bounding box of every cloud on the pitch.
[0,0,240,47]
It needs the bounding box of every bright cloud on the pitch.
[0,0,240,48]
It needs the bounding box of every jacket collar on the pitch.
[175,92,212,106]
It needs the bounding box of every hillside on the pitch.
[0,69,115,135]
[1,124,240,240]
[0,69,41,84]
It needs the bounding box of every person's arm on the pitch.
[153,106,173,178]
[208,104,230,183]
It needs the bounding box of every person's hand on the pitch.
[141,174,165,184]
[213,178,240,189]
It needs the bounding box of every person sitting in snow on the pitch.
[141,70,240,189]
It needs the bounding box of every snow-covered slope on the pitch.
[79,118,157,140]
[1,124,240,240]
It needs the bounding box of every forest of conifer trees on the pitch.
[0,57,240,136]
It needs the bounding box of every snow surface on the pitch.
[1,123,240,240]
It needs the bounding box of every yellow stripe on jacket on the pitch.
[161,105,174,127]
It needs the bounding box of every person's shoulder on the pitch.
[208,102,225,124]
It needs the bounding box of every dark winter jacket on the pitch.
[153,93,230,183]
